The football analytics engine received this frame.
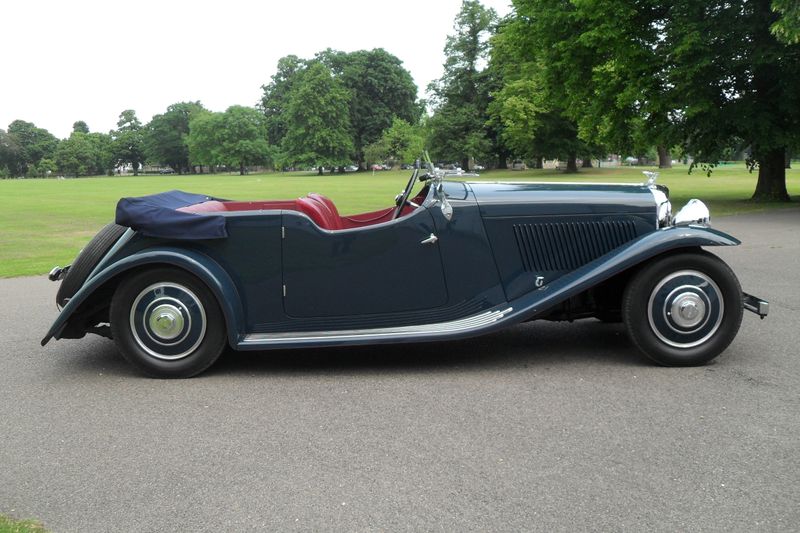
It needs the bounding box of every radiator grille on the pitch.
[513,219,638,272]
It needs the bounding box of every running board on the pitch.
[238,306,513,349]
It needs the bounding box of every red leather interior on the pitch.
[295,197,342,230]
[308,193,340,218]
[178,193,418,231]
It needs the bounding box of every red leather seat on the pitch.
[295,197,341,230]
[308,193,340,218]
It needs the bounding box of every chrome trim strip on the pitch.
[241,306,513,345]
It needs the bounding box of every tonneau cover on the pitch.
[115,190,228,239]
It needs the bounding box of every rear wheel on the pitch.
[622,251,743,366]
[110,268,226,378]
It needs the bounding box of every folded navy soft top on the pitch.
[115,190,228,239]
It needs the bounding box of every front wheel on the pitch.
[110,268,227,378]
[622,251,743,366]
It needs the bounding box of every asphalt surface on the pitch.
[1,208,798,532]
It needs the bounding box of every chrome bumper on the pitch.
[743,293,769,319]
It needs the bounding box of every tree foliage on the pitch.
[772,0,800,43]
[2,120,58,176]
[260,55,305,147]
[499,0,800,198]
[54,131,114,177]
[364,118,425,166]
[317,48,421,166]
[428,0,498,169]
[261,49,420,169]
[280,62,354,173]
[112,110,145,176]
[144,102,206,173]
[187,106,271,175]
[72,121,90,134]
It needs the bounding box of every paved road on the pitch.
[1,209,798,532]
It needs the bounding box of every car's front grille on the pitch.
[513,219,638,272]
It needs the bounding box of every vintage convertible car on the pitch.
[42,163,769,378]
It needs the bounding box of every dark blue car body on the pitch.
[42,174,767,377]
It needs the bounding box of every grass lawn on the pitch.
[0,164,797,278]
[0,514,46,533]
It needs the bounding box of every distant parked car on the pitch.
[344,165,359,172]
[473,164,485,171]
[159,168,175,175]
[370,164,384,171]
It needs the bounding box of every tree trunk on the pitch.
[533,156,543,169]
[132,163,138,176]
[565,152,578,173]
[497,153,508,169]
[461,157,469,171]
[657,145,672,168]
[752,147,790,201]
[239,163,245,175]
[318,166,323,175]
[581,157,593,168]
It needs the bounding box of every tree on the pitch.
[55,132,112,177]
[113,110,145,175]
[187,107,271,175]
[317,48,421,168]
[54,132,96,177]
[187,111,223,170]
[217,106,271,175]
[772,0,800,43]
[428,0,498,170]
[0,129,20,177]
[503,0,674,168]
[281,62,354,174]
[72,121,90,134]
[260,55,306,148]
[364,118,425,166]
[86,132,115,175]
[4,120,58,176]
[504,0,799,200]
[261,50,421,169]
[668,0,799,200]
[144,102,206,173]
[487,9,591,172]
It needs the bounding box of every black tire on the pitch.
[595,310,622,323]
[57,223,127,307]
[622,251,743,366]
[110,267,227,378]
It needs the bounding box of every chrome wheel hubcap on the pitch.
[670,292,707,328]
[148,304,185,340]
[130,283,206,360]
[648,270,724,349]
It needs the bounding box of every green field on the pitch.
[0,164,797,278]
[0,514,46,533]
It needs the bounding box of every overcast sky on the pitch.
[1,0,512,139]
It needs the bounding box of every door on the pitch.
[282,208,448,318]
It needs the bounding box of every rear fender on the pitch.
[41,248,244,347]
[512,225,741,319]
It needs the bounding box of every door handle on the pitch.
[420,233,438,245]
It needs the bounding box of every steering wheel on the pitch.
[393,168,419,219]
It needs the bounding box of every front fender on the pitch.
[41,248,245,347]
[510,225,740,320]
